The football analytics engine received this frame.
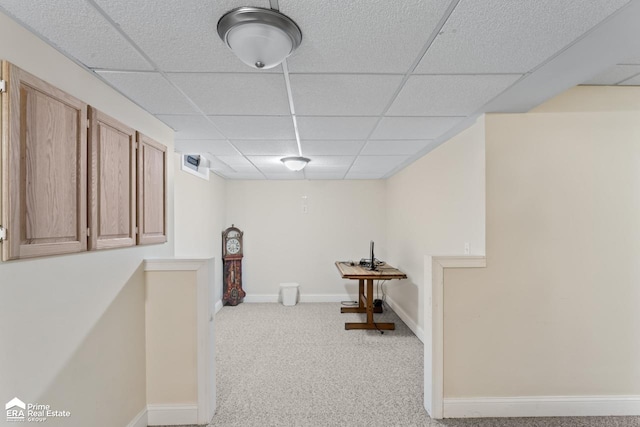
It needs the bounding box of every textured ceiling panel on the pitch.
[216,155,256,168]
[247,155,296,172]
[370,117,463,140]
[388,74,521,116]
[361,140,433,156]
[582,65,640,85]
[619,74,640,85]
[209,116,295,140]
[174,140,239,156]
[348,156,410,175]
[296,117,378,140]
[2,0,635,180]
[0,1,151,70]
[289,74,403,116]
[305,156,355,168]
[156,114,225,139]
[232,140,299,156]
[281,0,451,73]
[415,0,630,74]
[303,172,348,180]
[169,73,290,115]
[92,0,273,72]
[263,172,305,180]
[301,140,365,156]
[96,71,197,114]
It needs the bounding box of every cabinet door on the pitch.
[137,132,167,245]
[88,107,136,250]
[1,61,87,260]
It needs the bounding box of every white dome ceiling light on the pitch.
[280,156,310,172]
[217,7,302,70]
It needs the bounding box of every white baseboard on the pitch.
[443,395,640,418]
[126,408,147,427]
[384,294,424,343]
[214,299,223,314]
[242,294,352,303]
[146,404,198,426]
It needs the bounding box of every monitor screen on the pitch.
[369,240,376,271]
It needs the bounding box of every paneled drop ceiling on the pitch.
[1,0,640,179]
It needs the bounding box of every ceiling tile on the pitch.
[301,140,365,156]
[96,71,197,114]
[289,74,403,116]
[156,114,225,139]
[343,172,386,180]
[388,74,521,116]
[361,140,433,156]
[281,0,451,73]
[348,155,410,175]
[582,65,640,85]
[344,155,410,179]
[0,1,152,70]
[216,155,255,168]
[371,117,462,140]
[92,0,275,72]
[306,156,355,168]
[415,0,630,74]
[304,172,347,180]
[218,171,264,180]
[204,156,236,174]
[232,140,299,156]
[263,172,305,180]
[174,140,238,156]
[296,117,378,140]
[247,155,293,172]
[209,116,295,139]
[619,74,640,86]
[169,73,290,115]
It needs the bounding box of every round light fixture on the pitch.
[217,7,302,70]
[281,156,310,171]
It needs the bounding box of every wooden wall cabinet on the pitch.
[1,61,87,260]
[88,107,137,250]
[0,61,167,261]
[137,133,167,246]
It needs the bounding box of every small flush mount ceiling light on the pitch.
[217,6,302,70]
[281,156,310,171]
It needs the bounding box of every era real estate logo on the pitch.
[5,397,25,422]
[5,397,71,423]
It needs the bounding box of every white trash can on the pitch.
[280,282,299,306]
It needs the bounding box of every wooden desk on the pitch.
[335,261,407,331]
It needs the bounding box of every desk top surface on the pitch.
[335,261,407,280]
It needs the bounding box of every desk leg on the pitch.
[341,279,382,314]
[366,279,374,324]
[344,278,395,331]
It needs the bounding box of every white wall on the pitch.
[225,180,386,300]
[174,160,227,302]
[385,119,486,335]
[444,87,640,400]
[0,11,174,426]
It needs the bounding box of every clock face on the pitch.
[226,238,241,255]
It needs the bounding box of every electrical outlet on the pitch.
[302,196,308,214]
[464,242,470,254]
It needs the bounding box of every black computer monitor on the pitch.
[369,240,376,271]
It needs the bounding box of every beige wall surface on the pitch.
[174,160,227,301]
[385,119,486,332]
[0,10,174,426]
[444,104,640,397]
[225,180,386,298]
[146,271,198,404]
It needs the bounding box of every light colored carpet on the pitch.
[202,302,639,427]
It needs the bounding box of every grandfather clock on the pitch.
[222,225,245,306]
